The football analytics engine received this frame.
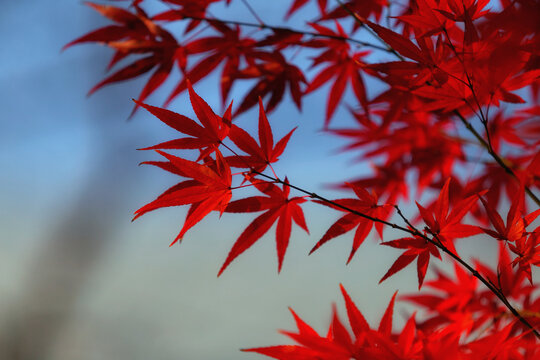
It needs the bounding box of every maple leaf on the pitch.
[243,286,425,360]
[464,38,540,108]
[63,2,143,50]
[329,107,465,206]
[442,0,491,44]
[402,262,486,335]
[477,189,540,243]
[153,0,224,33]
[397,0,450,38]
[310,183,391,264]
[321,0,387,27]
[285,0,327,19]
[226,98,296,172]
[363,19,427,64]
[465,322,529,359]
[219,179,308,275]
[233,51,306,115]
[486,111,529,152]
[163,21,257,106]
[509,230,540,284]
[465,159,530,220]
[475,243,536,300]
[64,2,180,116]
[339,161,410,205]
[133,149,231,246]
[379,236,442,289]
[416,178,483,253]
[70,0,540,349]
[136,81,231,160]
[303,22,370,127]
[420,329,463,360]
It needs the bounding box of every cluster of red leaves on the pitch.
[246,284,540,359]
[68,0,540,357]
[310,183,391,264]
[66,0,539,209]
[404,245,540,337]
[64,2,180,116]
[132,81,307,273]
[126,84,539,355]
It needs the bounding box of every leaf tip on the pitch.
[169,237,182,247]
[217,265,226,277]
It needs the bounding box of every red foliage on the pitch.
[68,0,540,357]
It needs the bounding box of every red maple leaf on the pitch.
[379,235,442,289]
[465,322,530,359]
[509,230,540,284]
[243,286,424,360]
[136,81,231,160]
[64,2,180,116]
[163,21,257,106]
[475,243,537,301]
[416,178,484,253]
[233,50,306,115]
[402,261,487,335]
[219,178,308,275]
[133,150,232,246]
[303,22,370,127]
[321,0,387,26]
[285,0,327,19]
[310,183,391,264]
[153,0,225,33]
[226,98,296,172]
[477,189,540,243]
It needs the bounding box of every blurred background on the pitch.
[0,1,494,359]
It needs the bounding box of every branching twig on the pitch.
[164,13,389,51]
[240,0,264,26]
[453,111,540,206]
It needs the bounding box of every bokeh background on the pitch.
[0,1,499,359]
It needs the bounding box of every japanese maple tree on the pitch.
[66,0,540,357]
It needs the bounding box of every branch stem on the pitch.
[453,111,540,207]
[164,13,390,51]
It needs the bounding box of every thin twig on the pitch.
[165,13,389,51]
[240,0,265,25]
[393,205,419,232]
[453,111,540,206]
[337,0,405,60]
[441,28,540,206]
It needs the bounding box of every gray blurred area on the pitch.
[0,1,419,359]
